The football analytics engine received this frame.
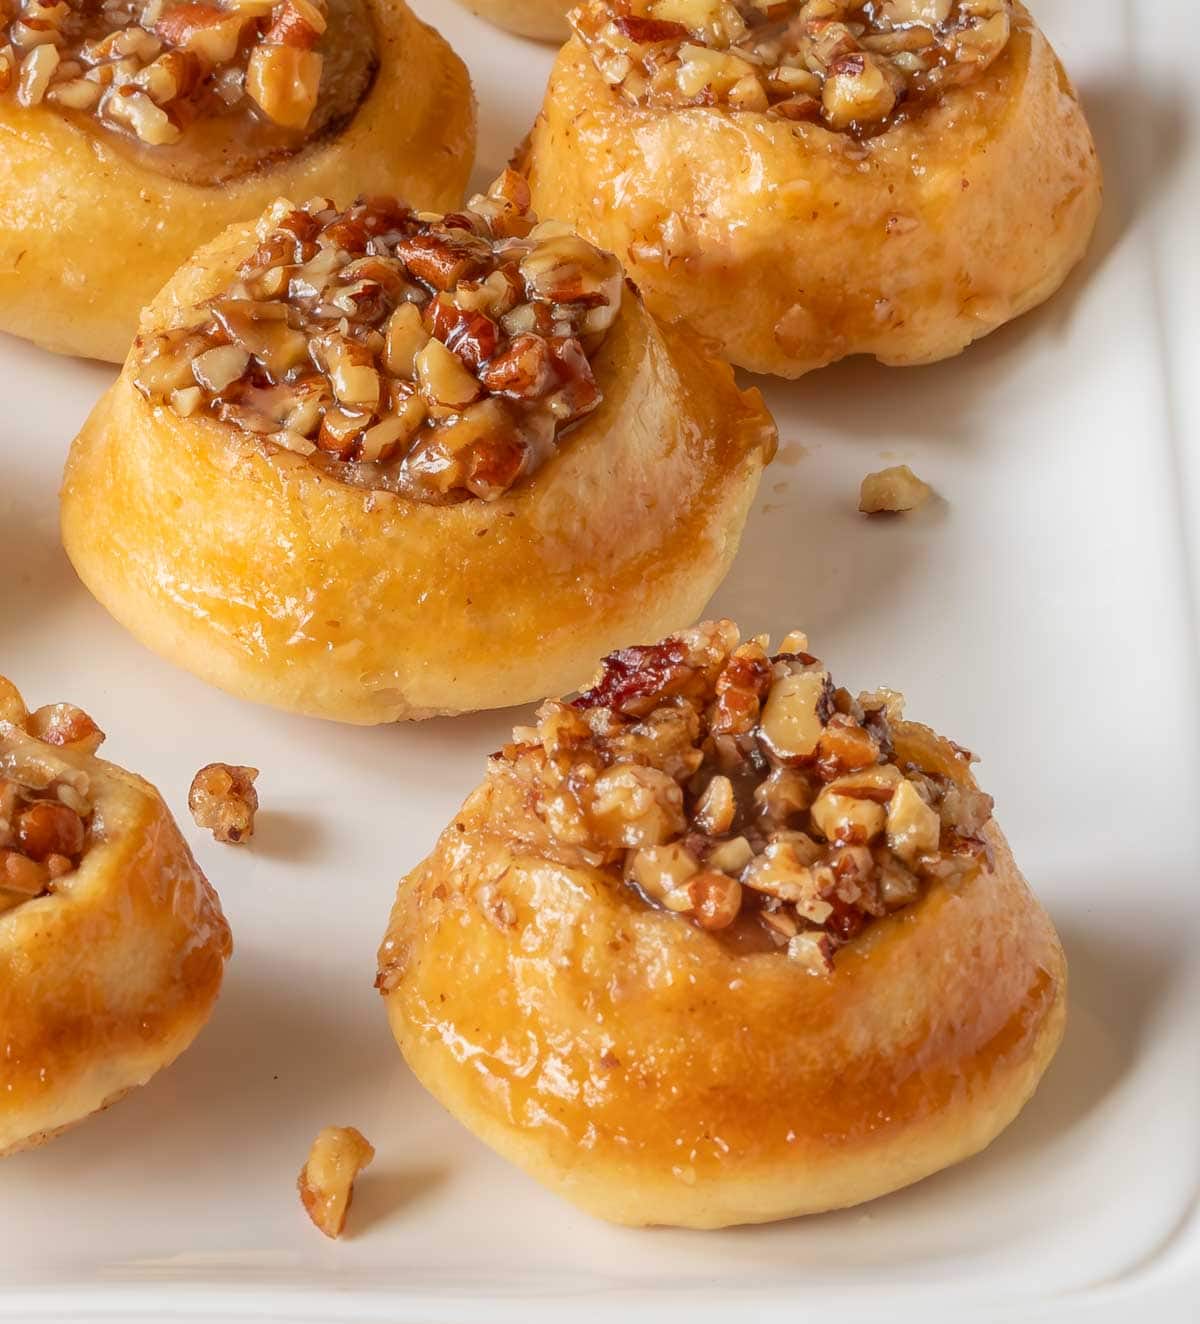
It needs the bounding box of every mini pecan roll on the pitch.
[572,0,1012,136]
[0,674,231,1158]
[131,173,625,503]
[526,0,1099,377]
[377,619,1067,1229]
[63,176,774,723]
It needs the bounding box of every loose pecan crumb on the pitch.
[859,463,932,513]
[298,1125,375,1239]
[488,621,995,970]
[188,761,259,844]
[572,0,1012,137]
[132,178,624,504]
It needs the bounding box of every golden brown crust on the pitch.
[454,0,571,42]
[0,0,475,363]
[0,678,231,1157]
[525,3,1101,376]
[60,219,774,725]
[378,712,1065,1228]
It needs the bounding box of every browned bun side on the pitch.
[526,3,1100,376]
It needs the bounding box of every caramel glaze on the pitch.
[0,0,475,362]
[525,3,1101,377]
[61,220,775,723]
[0,721,231,1157]
[379,722,1066,1226]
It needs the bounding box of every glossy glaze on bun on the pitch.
[378,622,1066,1227]
[0,678,231,1157]
[525,0,1101,376]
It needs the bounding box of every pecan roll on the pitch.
[61,181,776,724]
[377,620,1066,1228]
[0,675,231,1158]
[525,0,1100,376]
[0,0,474,361]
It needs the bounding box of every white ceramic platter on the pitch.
[1,0,1197,1319]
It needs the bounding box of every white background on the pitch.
[0,0,1197,1318]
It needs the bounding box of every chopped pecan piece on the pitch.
[298,1126,375,1239]
[394,232,491,292]
[245,43,322,129]
[16,800,85,861]
[24,702,104,753]
[188,762,259,844]
[613,15,689,43]
[859,464,933,514]
[479,334,556,399]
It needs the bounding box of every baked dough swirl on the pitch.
[60,179,775,723]
[525,0,1101,376]
[0,0,475,361]
[0,676,231,1157]
[377,621,1066,1227]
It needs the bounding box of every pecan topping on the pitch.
[571,0,1012,136]
[491,621,995,971]
[0,695,101,913]
[131,176,624,504]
